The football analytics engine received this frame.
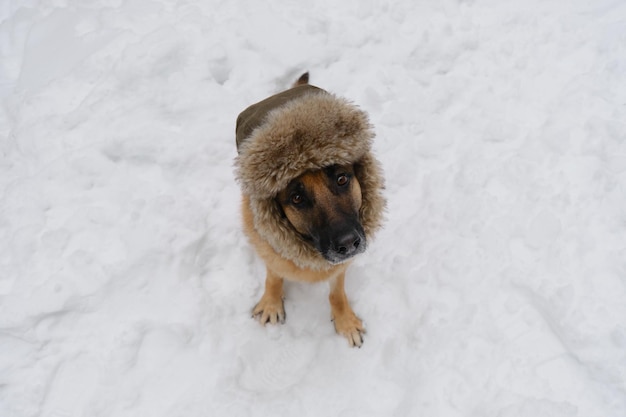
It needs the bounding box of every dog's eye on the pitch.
[291,193,303,205]
[337,174,349,186]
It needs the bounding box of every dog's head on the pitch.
[236,86,385,270]
[276,163,366,264]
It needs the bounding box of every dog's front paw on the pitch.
[332,312,365,348]
[252,295,286,325]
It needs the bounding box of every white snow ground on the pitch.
[1,0,626,416]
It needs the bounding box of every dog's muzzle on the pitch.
[322,226,367,264]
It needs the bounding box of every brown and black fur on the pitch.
[235,73,385,347]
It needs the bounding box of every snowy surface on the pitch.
[2,0,626,416]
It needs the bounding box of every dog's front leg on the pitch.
[329,272,365,347]
[252,268,285,325]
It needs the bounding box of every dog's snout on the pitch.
[335,232,361,256]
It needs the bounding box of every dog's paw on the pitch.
[252,296,286,325]
[332,312,365,348]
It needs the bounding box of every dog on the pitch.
[235,73,385,347]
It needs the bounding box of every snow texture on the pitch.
[1,0,626,416]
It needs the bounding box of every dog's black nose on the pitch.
[333,232,361,257]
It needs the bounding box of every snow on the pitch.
[1,0,626,416]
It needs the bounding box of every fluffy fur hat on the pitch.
[235,84,385,270]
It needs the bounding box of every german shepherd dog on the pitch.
[235,73,385,347]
